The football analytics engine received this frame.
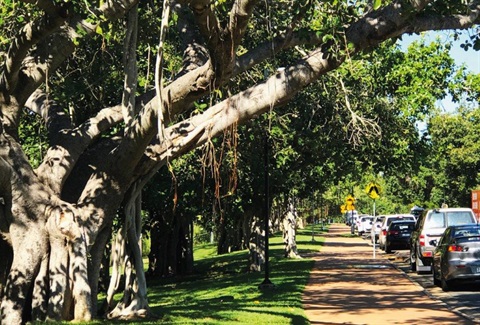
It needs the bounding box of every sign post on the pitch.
[366,182,382,258]
[345,195,355,234]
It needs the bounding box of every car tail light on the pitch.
[422,251,433,257]
[448,245,464,252]
[420,234,425,246]
[388,230,399,235]
[382,230,387,236]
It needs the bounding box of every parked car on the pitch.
[378,214,416,250]
[355,215,373,236]
[410,207,477,274]
[370,215,386,244]
[384,220,416,254]
[432,224,480,291]
[345,210,358,227]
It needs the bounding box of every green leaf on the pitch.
[373,0,381,10]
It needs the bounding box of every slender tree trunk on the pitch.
[176,214,193,275]
[31,254,49,321]
[282,202,301,259]
[47,237,71,321]
[248,214,264,272]
[89,224,112,317]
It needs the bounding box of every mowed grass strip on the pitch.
[94,225,328,324]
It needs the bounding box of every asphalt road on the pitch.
[365,235,480,324]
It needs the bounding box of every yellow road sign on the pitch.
[366,182,381,199]
[340,204,346,214]
[345,194,356,210]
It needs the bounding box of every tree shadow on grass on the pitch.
[95,231,322,324]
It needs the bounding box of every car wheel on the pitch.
[441,275,452,292]
[410,249,416,271]
[385,244,392,254]
[432,267,440,286]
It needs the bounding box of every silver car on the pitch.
[410,207,477,274]
[432,224,480,291]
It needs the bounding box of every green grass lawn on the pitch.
[98,225,328,324]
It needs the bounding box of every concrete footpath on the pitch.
[302,223,475,325]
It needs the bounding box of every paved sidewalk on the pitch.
[302,223,474,325]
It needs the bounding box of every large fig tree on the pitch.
[0,0,478,323]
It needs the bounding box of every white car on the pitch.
[357,215,373,236]
[370,215,386,244]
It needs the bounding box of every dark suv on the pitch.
[410,207,477,274]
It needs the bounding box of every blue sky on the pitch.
[399,30,479,113]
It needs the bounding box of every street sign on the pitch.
[340,204,346,214]
[345,194,355,211]
[345,194,355,204]
[366,182,381,200]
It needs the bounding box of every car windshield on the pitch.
[391,223,415,231]
[447,212,475,226]
[387,216,413,226]
[453,227,480,238]
[425,212,446,228]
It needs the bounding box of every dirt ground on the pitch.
[302,223,475,325]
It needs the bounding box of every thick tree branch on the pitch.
[346,1,480,50]
[235,30,323,74]
[0,12,66,95]
[25,90,72,140]
[176,4,210,76]
[409,4,480,32]
[19,0,63,15]
[11,1,139,107]
[229,0,258,50]
[131,0,480,182]
[34,104,123,193]
[122,4,139,131]
[189,0,223,54]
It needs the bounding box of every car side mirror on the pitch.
[429,239,438,247]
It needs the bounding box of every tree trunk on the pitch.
[1,224,48,324]
[146,210,193,277]
[104,187,151,320]
[283,204,301,259]
[248,213,265,272]
[0,236,12,304]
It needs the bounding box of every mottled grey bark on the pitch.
[283,202,301,259]
[248,213,265,272]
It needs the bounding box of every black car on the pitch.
[385,220,416,254]
[432,224,480,291]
